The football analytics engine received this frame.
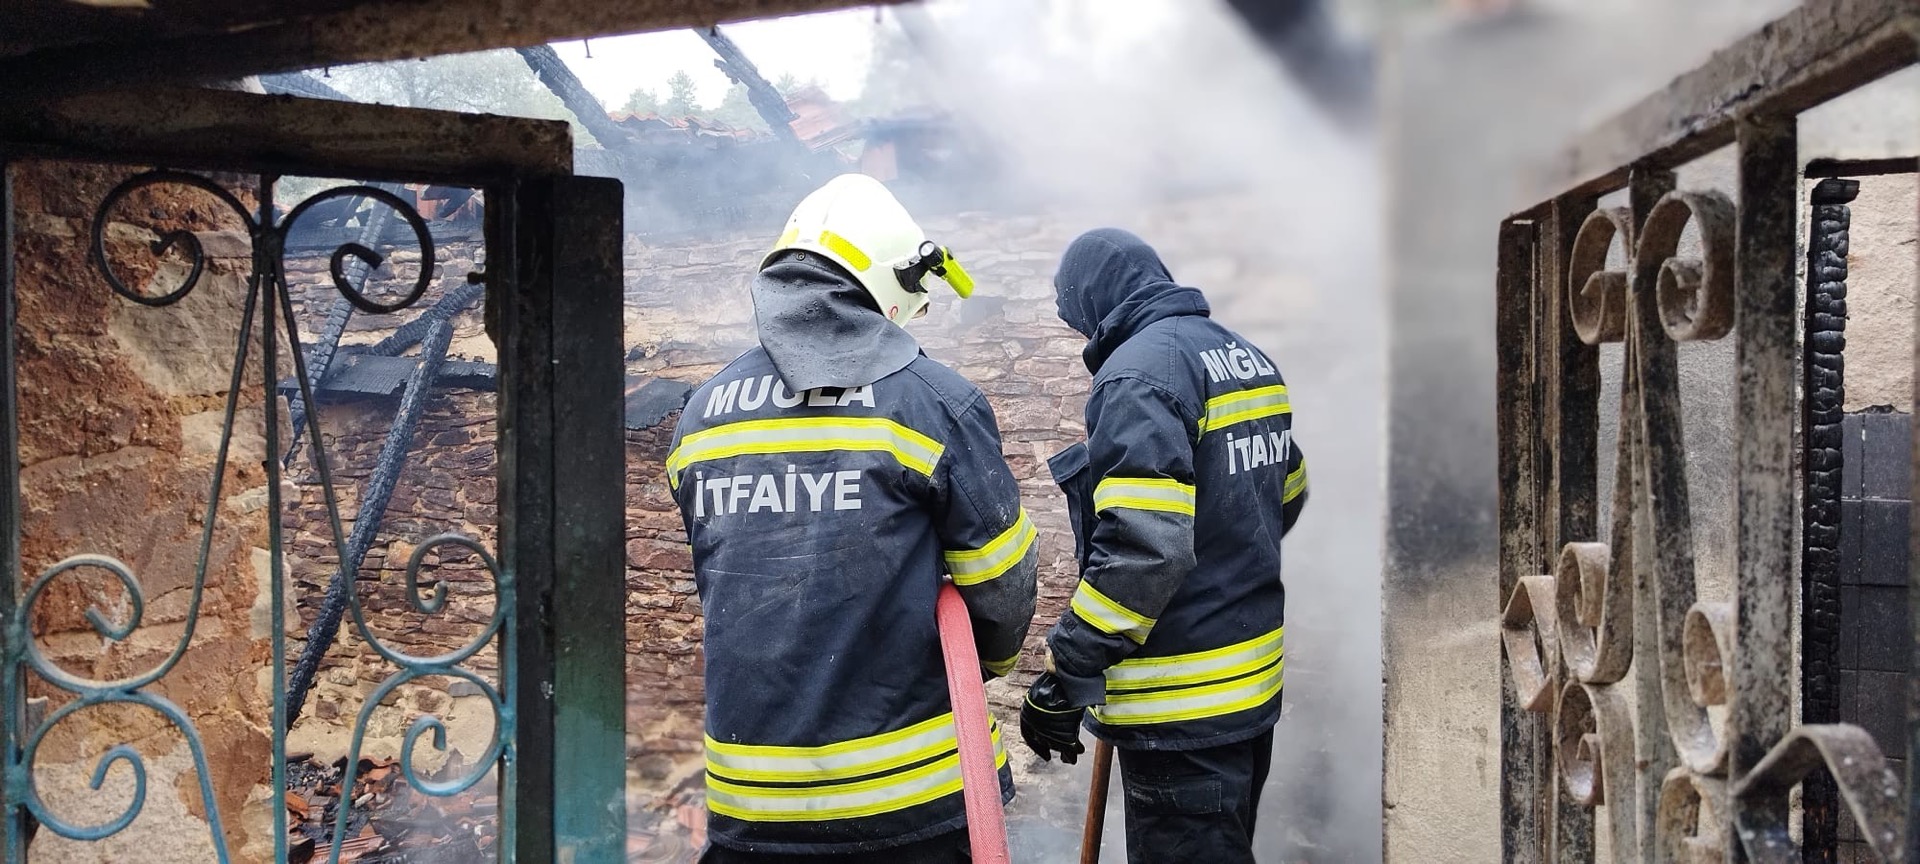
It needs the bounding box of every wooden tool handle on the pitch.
[1080,739,1115,864]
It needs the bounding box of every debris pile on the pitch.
[626,776,707,863]
[285,752,496,863]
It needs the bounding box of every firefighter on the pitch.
[1020,228,1307,863]
[670,174,1038,863]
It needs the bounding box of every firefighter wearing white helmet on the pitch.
[764,172,975,327]
[674,173,1036,863]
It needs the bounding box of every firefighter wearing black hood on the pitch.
[670,174,1038,863]
[1020,228,1307,863]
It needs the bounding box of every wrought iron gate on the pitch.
[0,89,628,862]
[1494,2,1919,862]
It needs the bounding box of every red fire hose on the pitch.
[936,581,1012,864]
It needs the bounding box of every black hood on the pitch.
[751,252,921,393]
[1053,228,1210,373]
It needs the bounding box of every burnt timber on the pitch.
[0,0,900,100]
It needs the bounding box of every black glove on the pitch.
[1020,672,1087,764]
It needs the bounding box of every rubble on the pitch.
[284,752,496,864]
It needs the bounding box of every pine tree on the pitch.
[622,86,662,116]
[711,82,765,129]
[663,71,700,118]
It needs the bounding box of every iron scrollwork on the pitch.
[3,169,509,863]
[1499,182,1908,861]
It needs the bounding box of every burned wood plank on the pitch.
[0,0,897,100]
[0,88,571,184]
[1800,177,1860,864]
[1514,0,1918,211]
[516,44,640,151]
[624,377,692,432]
[285,355,499,398]
[1803,156,1920,178]
[697,26,802,148]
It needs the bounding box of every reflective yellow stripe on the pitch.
[1070,580,1156,644]
[819,230,872,271]
[1284,459,1308,503]
[1091,659,1285,726]
[1197,384,1290,435]
[943,509,1037,586]
[707,712,960,784]
[706,727,1007,822]
[984,651,1019,677]
[1105,627,1285,691]
[1092,477,1196,516]
[666,417,943,489]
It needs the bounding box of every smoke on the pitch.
[878,1,1385,860]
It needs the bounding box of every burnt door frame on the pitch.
[0,87,628,863]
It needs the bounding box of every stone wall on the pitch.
[11,161,278,863]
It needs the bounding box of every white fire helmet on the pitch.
[762,173,975,326]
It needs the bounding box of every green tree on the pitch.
[710,82,765,129]
[622,86,662,116]
[662,70,700,118]
[323,49,599,146]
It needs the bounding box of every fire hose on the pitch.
[935,581,1012,864]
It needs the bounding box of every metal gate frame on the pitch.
[0,86,628,862]
[1494,2,1919,862]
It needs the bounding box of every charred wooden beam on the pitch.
[516,44,640,150]
[1803,156,1920,178]
[697,26,802,148]
[0,87,571,184]
[1800,176,1858,864]
[1515,0,1918,211]
[257,70,355,103]
[624,376,692,431]
[282,355,499,398]
[0,0,896,101]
